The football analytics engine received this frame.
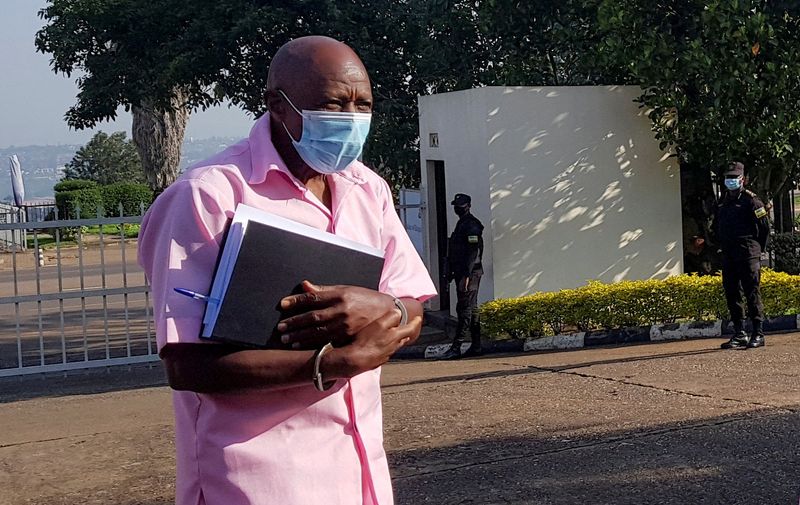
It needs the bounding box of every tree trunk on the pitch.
[772,184,794,234]
[132,90,190,193]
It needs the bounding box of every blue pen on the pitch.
[174,287,219,304]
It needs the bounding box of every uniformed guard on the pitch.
[715,162,770,349]
[442,193,484,359]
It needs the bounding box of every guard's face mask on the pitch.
[278,90,372,174]
[454,205,469,217]
[724,176,743,191]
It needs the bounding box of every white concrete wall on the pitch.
[419,89,495,313]
[419,86,683,305]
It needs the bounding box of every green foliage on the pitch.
[482,271,800,338]
[477,0,626,86]
[53,179,97,192]
[64,131,145,185]
[769,233,800,274]
[55,187,102,219]
[100,183,154,216]
[597,0,800,200]
[35,1,615,189]
[55,181,152,218]
[35,1,429,187]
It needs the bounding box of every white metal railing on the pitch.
[0,205,156,376]
[0,204,25,252]
[0,202,57,252]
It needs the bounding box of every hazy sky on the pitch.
[0,0,256,149]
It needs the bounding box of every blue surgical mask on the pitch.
[278,90,371,174]
[724,177,743,191]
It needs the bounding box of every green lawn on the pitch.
[25,224,140,249]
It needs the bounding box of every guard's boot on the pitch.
[747,334,765,348]
[463,321,483,357]
[748,320,765,348]
[721,331,749,349]
[440,343,463,360]
[462,343,483,358]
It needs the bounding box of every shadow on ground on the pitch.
[0,361,167,403]
[390,347,721,388]
[391,409,800,505]
[0,345,721,403]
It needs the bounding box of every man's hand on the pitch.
[322,311,423,378]
[277,281,396,349]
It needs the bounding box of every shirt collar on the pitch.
[247,113,369,187]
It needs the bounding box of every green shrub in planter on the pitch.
[99,183,154,217]
[481,270,800,338]
[53,179,97,193]
[54,187,103,219]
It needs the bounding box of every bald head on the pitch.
[267,36,369,97]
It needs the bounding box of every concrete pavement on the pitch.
[1,334,799,504]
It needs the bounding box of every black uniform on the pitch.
[714,189,770,333]
[447,212,484,351]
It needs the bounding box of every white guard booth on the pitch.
[418,86,683,313]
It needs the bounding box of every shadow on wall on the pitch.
[391,409,799,504]
[486,87,681,295]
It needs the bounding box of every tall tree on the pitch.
[478,0,625,86]
[36,0,195,192]
[64,131,145,185]
[597,0,800,203]
[201,0,489,189]
[34,0,492,192]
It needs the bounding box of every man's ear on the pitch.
[265,90,285,118]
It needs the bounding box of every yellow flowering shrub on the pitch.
[481,270,800,338]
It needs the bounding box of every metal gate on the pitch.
[397,188,424,257]
[0,206,157,377]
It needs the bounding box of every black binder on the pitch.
[201,205,385,348]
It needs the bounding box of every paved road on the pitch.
[0,246,153,369]
[1,334,798,504]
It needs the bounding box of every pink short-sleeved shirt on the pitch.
[138,113,436,505]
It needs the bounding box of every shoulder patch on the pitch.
[754,207,767,218]
[467,235,480,244]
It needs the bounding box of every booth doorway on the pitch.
[425,160,450,310]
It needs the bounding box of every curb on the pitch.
[394,315,800,360]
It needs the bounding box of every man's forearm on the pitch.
[161,299,423,393]
[161,344,320,394]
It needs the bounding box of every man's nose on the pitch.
[342,102,358,113]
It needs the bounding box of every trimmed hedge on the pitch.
[481,270,800,338]
[100,183,154,216]
[55,180,153,218]
[55,186,102,219]
[53,179,98,192]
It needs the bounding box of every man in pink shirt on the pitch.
[138,36,436,505]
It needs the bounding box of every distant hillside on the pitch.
[0,137,240,202]
[0,145,77,201]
